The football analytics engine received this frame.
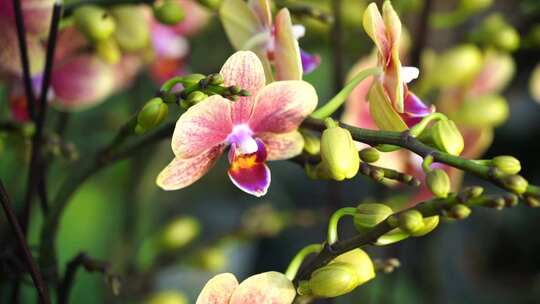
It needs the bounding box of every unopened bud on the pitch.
[186,91,208,104]
[488,197,505,210]
[182,74,206,87]
[454,95,509,127]
[207,73,224,85]
[359,147,380,163]
[448,204,471,219]
[369,168,385,182]
[501,175,528,194]
[160,216,200,250]
[431,120,464,156]
[111,6,150,52]
[524,195,540,208]
[504,194,519,207]
[74,5,116,41]
[320,119,360,181]
[410,215,440,237]
[426,169,451,198]
[375,228,410,246]
[432,45,483,87]
[309,262,359,298]
[153,0,185,25]
[331,249,375,286]
[398,210,425,234]
[137,97,169,132]
[302,132,320,155]
[146,291,188,304]
[96,38,121,64]
[353,203,393,233]
[196,247,226,271]
[492,155,521,175]
[459,0,492,13]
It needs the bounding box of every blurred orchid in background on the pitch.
[220,0,320,81]
[157,51,317,196]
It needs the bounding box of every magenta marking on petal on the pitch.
[403,92,433,117]
[228,162,271,197]
[254,138,267,162]
[300,49,320,74]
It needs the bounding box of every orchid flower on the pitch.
[149,0,209,83]
[220,0,320,81]
[363,1,434,131]
[196,272,295,304]
[156,51,317,196]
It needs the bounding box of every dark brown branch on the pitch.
[0,180,51,304]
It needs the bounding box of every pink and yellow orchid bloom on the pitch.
[220,0,320,81]
[196,272,295,304]
[157,51,317,196]
[363,1,434,131]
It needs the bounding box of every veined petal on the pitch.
[230,272,295,304]
[172,95,233,158]
[196,273,239,304]
[157,145,225,191]
[228,139,270,197]
[258,131,304,161]
[220,0,261,50]
[249,81,318,134]
[220,51,266,124]
[51,55,116,111]
[274,8,303,81]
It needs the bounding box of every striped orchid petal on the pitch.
[229,272,295,304]
[196,273,239,304]
[258,131,304,161]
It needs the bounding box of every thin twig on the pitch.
[0,180,51,304]
[11,0,36,119]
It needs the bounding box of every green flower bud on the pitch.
[146,291,188,304]
[431,120,464,156]
[331,249,375,286]
[353,203,393,233]
[160,216,200,250]
[153,0,185,25]
[309,262,359,298]
[302,132,320,155]
[426,169,451,198]
[524,195,540,208]
[359,147,380,163]
[410,215,440,237]
[476,14,520,52]
[74,5,116,42]
[375,228,410,246]
[494,27,520,52]
[501,175,528,194]
[320,120,360,181]
[198,0,222,10]
[432,45,483,87]
[111,6,150,52]
[207,73,224,85]
[398,210,425,234]
[186,91,209,104]
[137,97,169,131]
[96,38,121,64]
[182,74,206,87]
[454,95,509,127]
[449,204,471,219]
[196,247,227,271]
[492,155,521,175]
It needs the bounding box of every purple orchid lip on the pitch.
[228,138,271,197]
[300,49,321,74]
[400,92,434,127]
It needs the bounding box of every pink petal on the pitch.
[341,55,378,128]
[156,145,225,191]
[0,0,54,35]
[220,51,266,124]
[228,139,270,197]
[0,20,45,76]
[249,80,317,134]
[258,131,304,161]
[51,55,116,111]
[196,273,239,304]
[229,272,295,304]
[172,95,233,158]
[273,8,303,81]
[249,0,272,28]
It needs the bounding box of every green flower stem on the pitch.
[409,112,448,137]
[301,117,540,197]
[160,76,186,93]
[310,67,382,119]
[285,244,322,281]
[293,190,519,285]
[422,154,434,173]
[327,207,358,245]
